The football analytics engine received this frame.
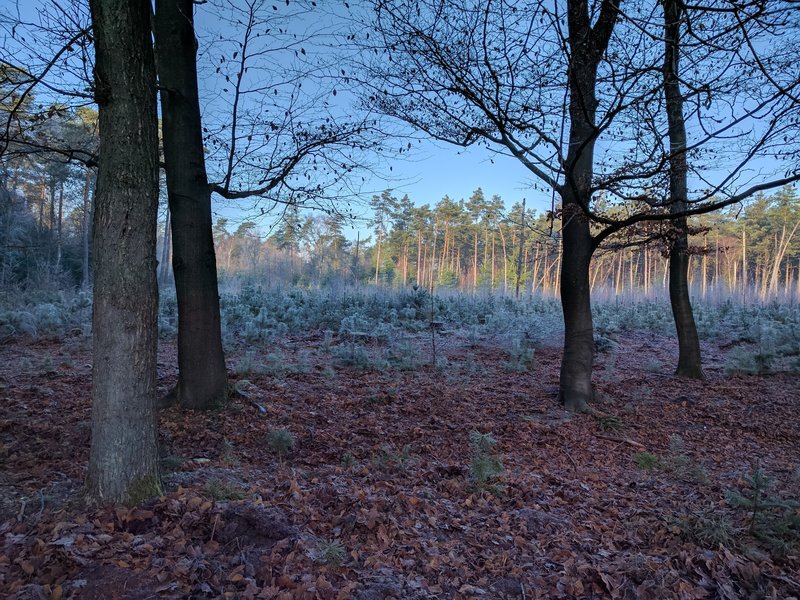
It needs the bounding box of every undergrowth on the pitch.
[469,431,504,495]
[632,435,708,483]
[2,283,798,378]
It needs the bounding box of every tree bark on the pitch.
[374,230,382,285]
[154,0,228,410]
[664,0,704,379]
[559,198,594,412]
[498,225,508,292]
[56,182,64,268]
[473,230,478,290]
[86,0,161,505]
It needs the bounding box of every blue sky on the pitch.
[367,140,554,213]
[6,0,793,242]
[192,1,557,239]
[211,138,555,240]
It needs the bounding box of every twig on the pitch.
[35,490,45,520]
[765,573,800,591]
[210,513,219,542]
[595,434,646,448]
[564,447,578,472]
[557,434,578,473]
[17,499,26,522]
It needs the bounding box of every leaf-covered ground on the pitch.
[1,328,799,599]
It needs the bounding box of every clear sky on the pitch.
[211,138,556,240]
[366,140,554,213]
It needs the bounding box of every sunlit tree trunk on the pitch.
[498,224,508,292]
[491,232,496,289]
[542,252,551,294]
[742,229,747,295]
[515,197,526,299]
[430,225,438,289]
[473,230,478,290]
[701,237,708,298]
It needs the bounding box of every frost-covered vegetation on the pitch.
[212,284,565,344]
[0,289,92,340]
[3,284,799,373]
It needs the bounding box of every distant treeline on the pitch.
[2,142,797,299]
[208,186,800,299]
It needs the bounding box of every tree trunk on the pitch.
[556,0,620,410]
[154,0,229,409]
[701,237,708,298]
[86,0,161,505]
[49,178,56,234]
[769,222,800,295]
[742,229,747,294]
[430,225,438,289]
[416,233,423,285]
[664,0,704,378]
[515,197,526,299]
[498,225,508,292]
[47,178,56,265]
[797,258,800,297]
[541,252,550,294]
[403,239,409,285]
[159,208,172,285]
[374,230,382,285]
[473,230,478,291]
[56,182,64,268]
[81,168,94,290]
[491,232,496,289]
[38,179,46,229]
[559,199,593,411]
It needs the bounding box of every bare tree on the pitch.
[153,0,390,409]
[356,0,799,409]
[358,0,626,410]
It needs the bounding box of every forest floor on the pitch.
[1,328,799,599]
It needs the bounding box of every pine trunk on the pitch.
[81,168,94,290]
